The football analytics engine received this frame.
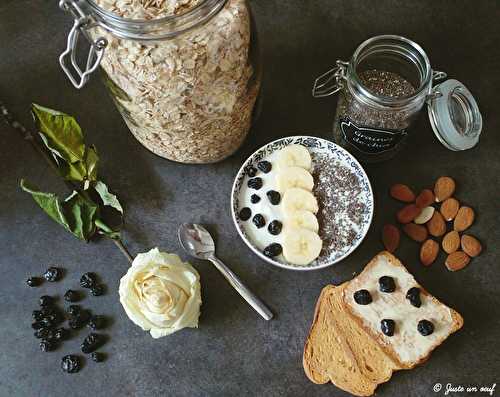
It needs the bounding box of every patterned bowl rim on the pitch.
[230,136,374,271]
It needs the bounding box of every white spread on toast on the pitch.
[344,254,454,365]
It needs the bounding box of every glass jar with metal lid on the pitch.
[58,0,261,164]
[313,35,482,163]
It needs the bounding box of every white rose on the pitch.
[119,248,202,338]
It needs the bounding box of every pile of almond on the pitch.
[382,176,483,271]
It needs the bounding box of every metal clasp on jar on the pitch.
[312,60,349,98]
[426,70,448,102]
[59,0,108,89]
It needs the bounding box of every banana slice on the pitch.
[276,166,314,192]
[282,188,319,214]
[276,145,312,171]
[284,210,319,233]
[283,228,323,265]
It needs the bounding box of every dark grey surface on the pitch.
[1,1,499,396]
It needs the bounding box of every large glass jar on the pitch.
[59,0,261,164]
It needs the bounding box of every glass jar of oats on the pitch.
[58,0,261,163]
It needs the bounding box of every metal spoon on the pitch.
[178,223,273,321]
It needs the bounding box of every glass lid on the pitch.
[428,79,482,151]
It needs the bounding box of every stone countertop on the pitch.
[0,1,499,396]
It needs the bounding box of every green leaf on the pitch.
[85,146,99,183]
[95,218,121,240]
[20,179,98,241]
[94,180,123,214]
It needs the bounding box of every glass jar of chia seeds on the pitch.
[313,35,482,163]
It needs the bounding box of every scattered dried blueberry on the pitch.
[53,328,70,341]
[42,312,62,328]
[381,319,395,336]
[40,339,56,352]
[43,267,62,282]
[257,161,272,173]
[268,220,282,236]
[88,315,106,331]
[263,243,282,258]
[81,333,105,354]
[68,310,90,329]
[353,290,372,305]
[406,287,422,308]
[238,207,252,221]
[266,190,281,205]
[34,328,53,340]
[64,290,80,302]
[244,165,257,178]
[66,305,82,317]
[39,295,54,307]
[61,355,81,373]
[26,277,42,287]
[250,194,261,204]
[247,177,263,190]
[379,276,396,293]
[417,319,434,336]
[80,273,97,289]
[252,214,266,228]
[32,310,43,321]
[90,352,105,362]
[91,285,105,297]
[32,321,46,330]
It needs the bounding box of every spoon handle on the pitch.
[208,255,273,321]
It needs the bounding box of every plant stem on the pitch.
[1,100,134,264]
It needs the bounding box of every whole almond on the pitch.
[382,224,400,253]
[461,234,482,257]
[454,206,475,232]
[403,223,428,242]
[440,197,460,221]
[414,206,435,224]
[416,189,435,208]
[420,239,439,266]
[445,251,471,271]
[390,184,416,203]
[397,204,421,224]
[427,211,446,237]
[434,176,456,202]
[442,230,460,254]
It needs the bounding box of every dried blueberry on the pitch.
[53,328,69,341]
[88,315,106,331]
[263,243,282,258]
[91,285,105,297]
[266,190,281,205]
[250,194,261,204]
[32,321,46,330]
[64,290,80,302]
[252,214,266,228]
[244,165,257,178]
[39,339,56,352]
[406,287,422,308]
[66,305,82,317]
[61,355,81,373]
[90,352,105,362]
[268,220,282,236]
[43,267,62,282]
[257,161,272,173]
[42,312,62,328]
[34,328,53,340]
[353,290,372,305]
[80,273,97,289]
[26,277,42,287]
[379,276,396,293]
[81,333,105,354]
[417,319,434,336]
[32,310,43,321]
[247,177,263,190]
[238,207,252,221]
[39,295,54,307]
[68,310,90,329]
[381,319,395,336]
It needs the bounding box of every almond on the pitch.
[461,234,482,257]
[434,176,456,202]
[396,204,421,224]
[403,223,428,242]
[390,184,416,203]
[420,239,439,266]
[427,211,446,237]
[440,197,460,221]
[414,206,435,224]
[445,251,470,271]
[442,231,460,254]
[382,224,400,253]
[454,206,475,232]
[416,189,435,208]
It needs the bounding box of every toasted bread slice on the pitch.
[343,251,464,369]
[303,284,400,396]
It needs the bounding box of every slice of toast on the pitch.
[343,251,464,369]
[303,283,401,396]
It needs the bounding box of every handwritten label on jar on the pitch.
[340,118,407,154]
